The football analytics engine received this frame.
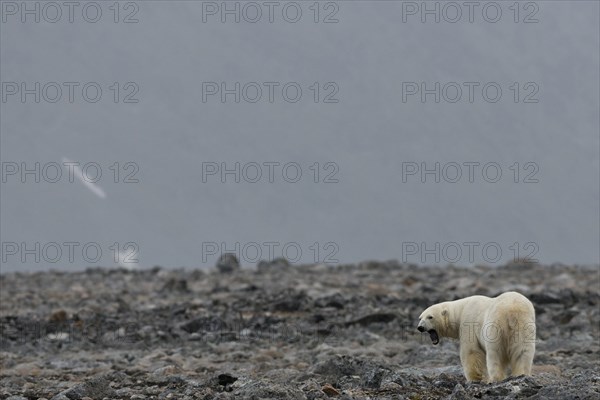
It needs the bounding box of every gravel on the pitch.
[1,261,599,399]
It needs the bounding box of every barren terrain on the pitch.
[1,261,599,399]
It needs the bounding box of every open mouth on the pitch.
[428,329,439,345]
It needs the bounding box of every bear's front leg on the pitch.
[460,345,487,382]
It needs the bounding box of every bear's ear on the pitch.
[441,308,448,317]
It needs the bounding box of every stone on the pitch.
[216,253,240,273]
[53,376,115,400]
[321,384,340,396]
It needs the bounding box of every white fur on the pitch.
[417,291,536,382]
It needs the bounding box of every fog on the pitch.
[1,1,598,271]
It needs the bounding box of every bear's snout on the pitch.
[417,325,425,332]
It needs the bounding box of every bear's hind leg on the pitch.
[485,347,508,383]
[509,345,534,377]
[460,347,487,382]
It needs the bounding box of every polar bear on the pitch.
[417,291,536,383]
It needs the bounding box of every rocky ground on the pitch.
[1,260,599,400]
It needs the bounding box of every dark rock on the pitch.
[530,289,578,307]
[160,278,189,292]
[49,310,68,323]
[345,313,396,327]
[314,294,345,309]
[239,284,259,291]
[180,316,223,333]
[309,314,326,323]
[218,373,238,386]
[557,309,580,325]
[271,290,308,312]
[217,253,240,273]
[529,292,563,305]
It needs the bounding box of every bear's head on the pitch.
[417,304,449,345]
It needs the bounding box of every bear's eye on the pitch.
[427,316,433,320]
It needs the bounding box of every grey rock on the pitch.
[312,356,359,382]
[361,367,388,389]
[444,383,472,400]
[433,372,462,390]
[232,379,306,400]
[115,387,133,397]
[257,257,291,272]
[59,376,116,400]
[337,375,361,390]
[465,375,542,399]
